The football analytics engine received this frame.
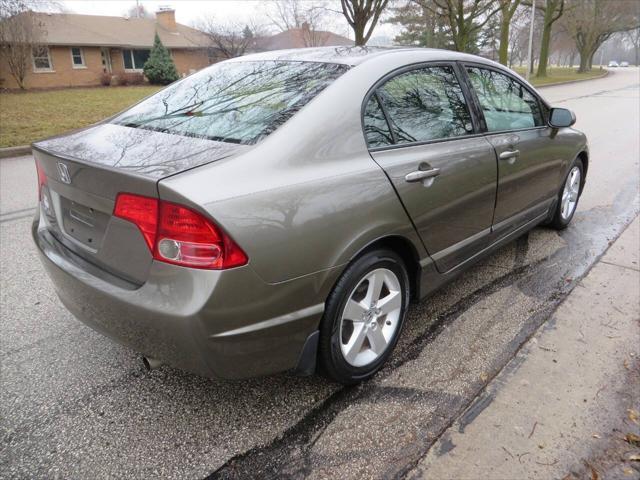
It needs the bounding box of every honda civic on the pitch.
[32,47,587,384]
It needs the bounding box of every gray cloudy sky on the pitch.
[48,0,399,41]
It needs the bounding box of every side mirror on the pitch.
[549,108,576,128]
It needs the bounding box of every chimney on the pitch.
[156,7,176,31]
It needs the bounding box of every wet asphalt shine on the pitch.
[1,69,639,479]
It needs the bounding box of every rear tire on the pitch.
[549,158,584,230]
[318,249,410,385]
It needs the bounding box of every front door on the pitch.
[464,65,562,236]
[101,47,112,74]
[365,64,497,273]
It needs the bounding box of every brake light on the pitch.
[35,160,47,200]
[113,193,158,251]
[113,193,247,270]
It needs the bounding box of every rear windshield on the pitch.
[112,60,349,145]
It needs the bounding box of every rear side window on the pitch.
[466,67,544,132]
[375,66,474,145]
[113,60,349,145]
[363,95,393,147]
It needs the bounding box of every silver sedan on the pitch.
[32,47,588,384]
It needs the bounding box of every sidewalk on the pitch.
[410,217,640,480]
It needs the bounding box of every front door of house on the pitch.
[101,48,112,73]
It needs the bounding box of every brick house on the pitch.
[0,9,212,89]
[254,23,353,51]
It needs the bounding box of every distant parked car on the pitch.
[31,47,589,384]
[608,61,619,67]
[620,61,629,67]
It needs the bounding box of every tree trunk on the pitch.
[578,46,592,72]
[354,24,365,46]
[537,19,552,77]
[498,16,510,66]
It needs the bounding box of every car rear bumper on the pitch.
[32,214,335,379]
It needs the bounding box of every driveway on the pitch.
[1,67,639,479]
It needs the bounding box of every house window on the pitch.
[32,46,52,72]
[71,47,85,68]
[122,49,150,70]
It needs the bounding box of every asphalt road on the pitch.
[1,68,639,479]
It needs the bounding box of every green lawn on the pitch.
[511,66,607,86]
[0,86,161,148]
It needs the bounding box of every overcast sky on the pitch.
[47,0,399,41]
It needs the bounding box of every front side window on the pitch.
[71,47,85,67]
[113,60,349,145]
[363,95,393,148]
[32,46,52,71]
[376,66,474,144]
[466,67,544,132]
[123,49,150,70]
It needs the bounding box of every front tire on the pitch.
[319,249,410,385]
[549,158,584,230]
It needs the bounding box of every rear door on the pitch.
[366,64,498,273]
[463,65,562,237]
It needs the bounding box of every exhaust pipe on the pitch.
[142,356,163,371]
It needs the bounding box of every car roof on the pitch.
[229,46,495,67]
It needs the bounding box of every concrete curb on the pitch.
[536,69,609,88]
[0,145,31,159]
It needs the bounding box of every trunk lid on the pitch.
[33,123,247,285]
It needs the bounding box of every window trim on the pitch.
[70,47,86,69]
[459,61,551,135]
[122,48,150,72]
[32,45,53,73]
[366,91,396,146]
[361,61,483,151]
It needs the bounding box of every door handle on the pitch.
[405,168,440,183]
[499,149,520,160]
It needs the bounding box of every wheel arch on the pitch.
[577,150,589,192]
[342,234,422,303]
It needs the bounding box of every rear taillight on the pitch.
[113,193,248,270]
[113,193,158,251]
[35,160,47,200]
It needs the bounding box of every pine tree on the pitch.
[143,33,179,85]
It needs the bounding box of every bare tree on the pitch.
[505,7,535,67]
[196,18,263,59]
[522,0,565,76]
[498,0,521,65]
[267,0,308,31]
[0,0,47,89]
[340,0,389,46]
[124,3,154,19]
[265,0,332,47]
[416,0,502,52]
[625,27,640,66]
[563,0,640,72]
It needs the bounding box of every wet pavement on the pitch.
[1,68,639,479]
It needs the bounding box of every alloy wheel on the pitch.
[560,166,581,220]
[339,268,402,367]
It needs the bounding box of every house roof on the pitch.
[7,12,209,49]
[254,27,353,51]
